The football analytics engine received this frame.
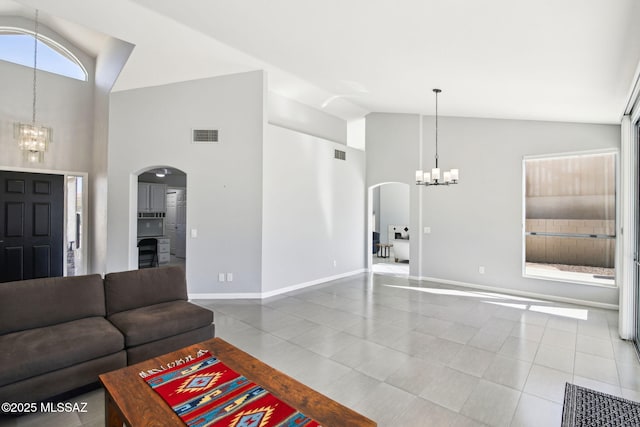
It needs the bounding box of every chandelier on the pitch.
[15,9,52,163]
[415,89,458,186]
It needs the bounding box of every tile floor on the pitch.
[2,272,639,426]
[371,255,410,277]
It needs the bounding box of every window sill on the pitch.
[523,271,617,289]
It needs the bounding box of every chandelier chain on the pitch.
[14,8,51,163]
[32,9,39,124]
[434,88,439,168]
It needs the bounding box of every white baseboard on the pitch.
[189,269,366,300]
[189,270,618,310]
[189,292,263,300]
[418,276,619,311]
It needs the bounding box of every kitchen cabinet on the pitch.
[149,184,166,212]
[138,183,167,213]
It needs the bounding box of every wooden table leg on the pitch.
[105,391,125,427]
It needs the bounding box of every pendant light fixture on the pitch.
[415,89,458,186]
[15,9,52,163]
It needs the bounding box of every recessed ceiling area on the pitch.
[5,0,640,123]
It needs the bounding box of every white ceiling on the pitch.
[4,0,640,123]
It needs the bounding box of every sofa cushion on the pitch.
[104,266,188,316]
[0,351,126,404]
[126,325,214,365]
[108,301,213,347]
[0,274,105,335]
[0,317,124,387]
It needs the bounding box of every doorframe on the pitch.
[131,165,187,271]
[620,112,639,342]
[0,165,89,277]
[625,112,640,348]
[367,182,411,274]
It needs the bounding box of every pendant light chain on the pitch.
[32,9,39,125]
[434,88,439,169]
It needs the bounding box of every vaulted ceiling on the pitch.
[4,0,640,123]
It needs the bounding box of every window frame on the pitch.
[0,27,88,81]
[521,148,620,288]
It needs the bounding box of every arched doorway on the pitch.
[136,166,187,268]
[368,182,410,276]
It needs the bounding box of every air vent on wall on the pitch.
[192,129,219,144]
[334,149,346,161]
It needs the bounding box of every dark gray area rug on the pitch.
[562,383,640,426]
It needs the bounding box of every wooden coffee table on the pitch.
[99,337,376,426]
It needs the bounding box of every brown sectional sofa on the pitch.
[0,266,214,404]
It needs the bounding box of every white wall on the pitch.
[107,71,264,294]
[90,36,134,275]
[367,113,621,306]
[366,113,422,276]
[347,117,366,150]
[262,124,366,293]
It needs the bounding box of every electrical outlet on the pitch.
[479,266,485,274]
[218,273,225,282]
[424,227,431,234]
[226,273,233,282]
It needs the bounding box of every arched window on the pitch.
[0,28,87,81]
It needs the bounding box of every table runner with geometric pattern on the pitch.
[144,351,321,427]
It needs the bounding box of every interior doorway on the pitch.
[368,182,410,277]
[0,170,87,280]
[136,167,187,269]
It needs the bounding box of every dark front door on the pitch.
[0,171,64,282]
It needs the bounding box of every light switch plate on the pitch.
[226,273,233,282]
[218,273,225,282]
[191,229,198,238]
